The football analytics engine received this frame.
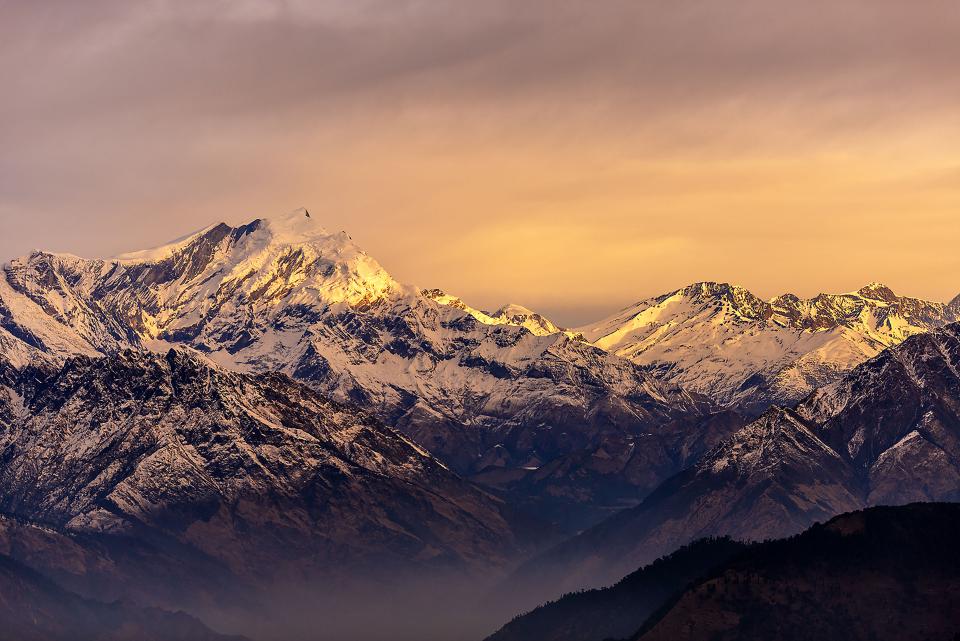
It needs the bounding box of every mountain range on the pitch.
[579,281,960,413]
[2,208,960,640]
[5,210,955,527]
[0,209,733,531]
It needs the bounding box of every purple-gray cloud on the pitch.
[2,0,959,324]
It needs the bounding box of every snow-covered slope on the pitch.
[0,209,719,527]
[579,281,960,412]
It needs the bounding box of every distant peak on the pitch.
[677,282,760,304]
[661,282,771,322]
[856,282,898,303]
[770,292,801,304]
[680,282,748,296]
[494,303,537,318]
[422,288,462,305]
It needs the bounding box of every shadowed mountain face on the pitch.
[0,210,732,530]
[0,348,551,640]
[634,503,960,641]
[511,323,960,598]
[0,349,519,600]
[797,324,960,506]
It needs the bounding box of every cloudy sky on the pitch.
[2,0,959,324]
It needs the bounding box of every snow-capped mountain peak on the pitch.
[579,282,768,356]
[215,209,401,309]
[680,281,764,307]
[578,281,959,412]
[138,209,401,308]
[259,206,328,237]
[0,210,406,367]
[114,208,333,265]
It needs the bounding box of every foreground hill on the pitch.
[484,538,745,641]
[490,503,960,641]
[634,503,960,641]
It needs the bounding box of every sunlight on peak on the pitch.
[259,207,334,241]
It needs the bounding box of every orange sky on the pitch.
[3,0,960,324]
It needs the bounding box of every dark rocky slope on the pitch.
[0,349,519,606]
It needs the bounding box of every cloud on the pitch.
[2,0,960,323]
